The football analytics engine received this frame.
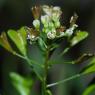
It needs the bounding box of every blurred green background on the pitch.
[0,0,95,95]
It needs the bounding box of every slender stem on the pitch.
[14,52,43,67]
[14,52,43,81]
[14,52,44,80]
[42,48,49,95]
[47,74,82,88]
[13,52,26,60]
[30,59,44,68]
[25,56,43,81]
[60,47,70,56]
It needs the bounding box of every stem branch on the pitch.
[60,47,70,56]
[42,48,50,95]
[47,74,82,88]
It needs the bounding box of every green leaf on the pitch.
[8,27,27,55]
[82,84,95,95]
[47,90,52,95]
[50,43,59,51]
[10,72,33,95]
[81,57,95,75]
[38,37,47,51]
[70,31,88,46]
[0,32,14,53]
[18,27,27,46]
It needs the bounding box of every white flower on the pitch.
[33,19,40,29]
[42,5,62,19]
[65,29,73,36]
[41,15,50,23]
[59,32,65,37]
[71,24,78,30]
[53,6,61,12]
[52,13,59,21]
[41,15,50,27]
[47,29,56,39]
[54,20,60,28]
[47,32,55,39]
[27,34,37,41]
[65,24,78,36]
[48,22,55,28]
[31,35,35,39]
[42,5,52,16]
[52,6,62,21]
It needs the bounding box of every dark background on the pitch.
[0,0,95,95]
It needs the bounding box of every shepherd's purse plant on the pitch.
[0,5,95,95]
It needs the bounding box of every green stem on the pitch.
[47,74,82,88]
[13,52,26,60]
[14,52,43,68]
[14,52,43,81]
[42,48,49,95]
[25,56,43,81]
[60,47,70,56]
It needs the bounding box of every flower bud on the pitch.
[47,29,56,39]
[52,6,62,20]
[41,15,50,27]
[65,28,73,36]
[47,32,55,39]
[33,19,40,29]
[71,24,78,30]
[42,5,52,16]
[31,6,41,19]
[53,6,61,12]
[54,21,60,28]
[48,22,55,28]
[65,24,78,36]
[59,32,65,37]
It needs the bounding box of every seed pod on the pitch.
[31,5,41,19]
[56,26,66,32]
[70,13,78,26]
[33,19,40,29]
[24,26,39,42]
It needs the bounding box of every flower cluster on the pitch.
[26,5,78,43]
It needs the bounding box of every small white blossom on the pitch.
[48,22,55,28]
[52,6,62,21]
[41,15,50,27]
[54,20,60,28]
[52,13,59,21]
[47,29,56,39]
[47,32,55,39]
[31,35,36,39]
[70,16,74,24]
[27,34,31,39]
[65,29,73,36]
[33,19,40,29]
[27,34,38,42]
[59,32,65,37]
[42,5,52,16]
[42,5,62,19]
[41,15,50,23]
[71,24,78,30]
[65,24,78,36]
[53,6,61,12]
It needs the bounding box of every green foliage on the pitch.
[81,57,95,75]
[18,27,27,46]
[8,27,27,56]
[47,90,52,95]
[0,32,14,53]
[70,31,88,46]
[10,72,33,95]
[82,84,95,95]
[0,5,94,95]
[38,37,47,52]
